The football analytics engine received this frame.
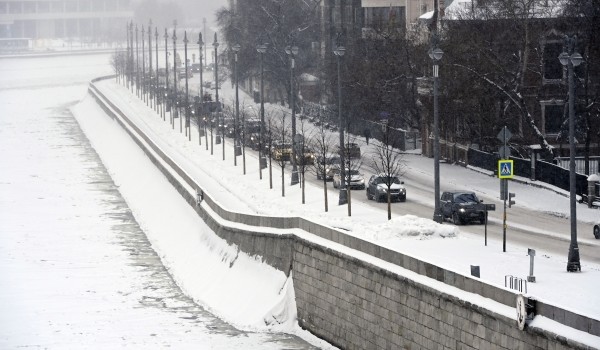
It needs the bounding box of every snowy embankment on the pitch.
[71,94,331,346]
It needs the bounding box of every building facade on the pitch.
[0,0,133,41]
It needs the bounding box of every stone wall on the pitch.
[88,78,599,350]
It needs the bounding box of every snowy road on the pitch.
[0,53,324,348]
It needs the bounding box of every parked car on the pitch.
[366,174,406,202]
[594,222,600,239]
[299,148,315,166]
[191,63,201,73]
[315,154,340,181]
[272,141,292,161]
[440,191,486,225]
[333,168,365,190]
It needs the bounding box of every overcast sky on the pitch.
[183,0,228,29]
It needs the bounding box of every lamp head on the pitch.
[256,44,267,54]
[570,52,583,67]
[428,48,443,61]
[334,46,346,57]
[558,51,569,66]
[232,44,241,52]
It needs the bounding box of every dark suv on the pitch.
[440,191,486,225]
[366,174,406,202]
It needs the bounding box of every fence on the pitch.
[556,156,600,175]
[467,148,593,196]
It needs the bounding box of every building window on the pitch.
[65,1,77,12]
[364,6,405,30]
[542,40,563,83]
[51,2,63,12]
[9,2,22,14]
[541,101,564,135]
[37,1,50,13]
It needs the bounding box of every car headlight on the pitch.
[357,179,364,184]
[377,187,387,193]
[400,189,406,193]
[459,208,466,212]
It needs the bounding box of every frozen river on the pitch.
[0,53,321,348]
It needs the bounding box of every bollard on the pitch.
[527,248,536,282]
[588,174,599,208]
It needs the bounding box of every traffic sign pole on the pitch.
[497,126,512,253]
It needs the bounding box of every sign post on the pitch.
[497,126,512,252]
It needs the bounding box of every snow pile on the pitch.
[366,214,458,240]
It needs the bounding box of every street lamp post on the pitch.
[172,26,180,133]
[126,22,130,89]
[154,27,159,114]
[142,25,145,103]
[559,35,583,272]
[333,44,347,205]
[256,43,267,180]
[163,28,169,123]
[232,43,241,166]
[184,31,190,141]
[135,25,139,97]
[213,33,224,161]
[198,33,205,147]
[148,20,153,108]
[429,39,444,223]
[285,45,300,186]
[128,22,134,92]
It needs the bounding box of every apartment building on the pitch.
[0,0,133,40]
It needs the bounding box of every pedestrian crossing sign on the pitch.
[498,160,514,179]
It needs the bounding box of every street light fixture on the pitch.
[285,45,300,186]
[256,43,267,180]
[142,25,146,103]
[154,27,159,114]
[429,39,444,223]
[333,43,347,205]
[128,22,134,92]
[559,35,583,272]
[147,20,152,108]
[135,24,139,97]
[232,43,241,166]
[197,32,205,148]
[163,28,169,123]
[213,33,224,161]
[184,30,190,141]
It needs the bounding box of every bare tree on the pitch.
[296,116,315,204]
[269,111,291,197]
[310,111,337,212]
[370,121,406,220]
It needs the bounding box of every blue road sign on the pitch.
[498,160,514,179]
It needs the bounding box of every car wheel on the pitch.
[594,225,600,239]
[453,212,463,225]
